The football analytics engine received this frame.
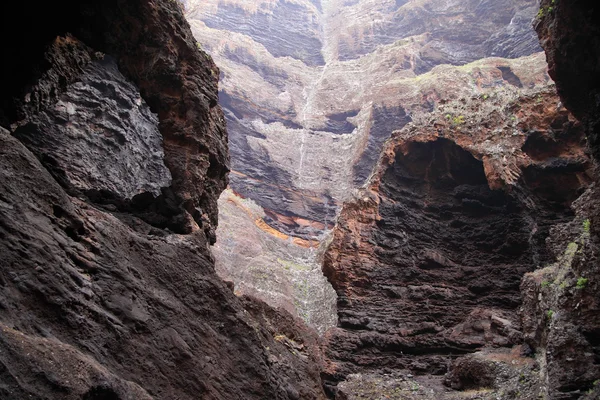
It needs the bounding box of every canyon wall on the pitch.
[322,2,600,397]
[187,0,549,330]
[0,1,325,398]
[516,1,600,398]
[321,82,593,392]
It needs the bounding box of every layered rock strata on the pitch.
[188,0,545,239]
[214,189,337,333]
[321,84,593,391]
[185,0,554,329]
[210,52,553,330]
[0,1,325,398]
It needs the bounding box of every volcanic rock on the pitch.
[321,84,593,388]
[185,0,559,329]
[0,0,326,398]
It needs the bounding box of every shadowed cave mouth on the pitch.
[324,137,578,380]
[82,386,120,400]
[377,137,539,302]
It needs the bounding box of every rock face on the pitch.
[321,84,593,389]
[520,188,600,399]
[514,1,600,398]
[187,0,549,328]
[0,1,325,399]
[14,55,173,201]
[189,0,544,239]
[535,0,600,163]
[214,189,337,333]
[326,0,542,64]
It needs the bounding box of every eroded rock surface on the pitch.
[518,1,600,397]
[0,0,326,398]
[14,56,172,201]
[335,347,541,399]
[321,85,593,390]
[208,50,552,329]
[521,187,600,398]
[535,0,600,163]
[188,0,545,239]
[214,189,337,333]
[185,0,554,329]
[0,129,324,399]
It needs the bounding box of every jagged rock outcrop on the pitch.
[535,0,600,164]
[14,55,173,201]
[0,129,324,399]
[510,1,600,398]
[321,83,593,391]
[0,1,325,398]
[520,187,600,398]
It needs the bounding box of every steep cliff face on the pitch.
[213,189,337,333]
[512,1,600,398]
[535,0,600,163]
[189,0,544,240]
[321,84,593,391]
[0,1,325,398]
[324,0,541,64]
[187,0,549,328]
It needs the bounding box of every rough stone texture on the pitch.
[334,347,542,399]
[194,0,325,66]
[321,85,593,391]
[512,1,600,398]
[188,0,545,240]
[535,0,600,163]
[520,188,600,399]
[82,0,229,240]
[326,0,541,64]
[0,129,325,399]
[14,55,172,201]
[214,189,337,333]
[208,52,552,329]
[0,0,326,398]
[4,0,229,240]
[1,35,94,125]
[185,0,551,329]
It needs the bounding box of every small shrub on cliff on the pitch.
[583,219,591,233]
[559,281,567,289]
[537,1,556,19]
[445,114,466,127]
[452,115,465,125]
[546,309,554,319]
[576,277,589,289]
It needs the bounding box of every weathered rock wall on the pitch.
[209,48,552,331]
[0,1,326,398]
[321,84,593,391]
[535,0,600,163]
[185,0,553,330]
[189,0,546,240]
[512,1,600,398]
[214,189,338,334]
